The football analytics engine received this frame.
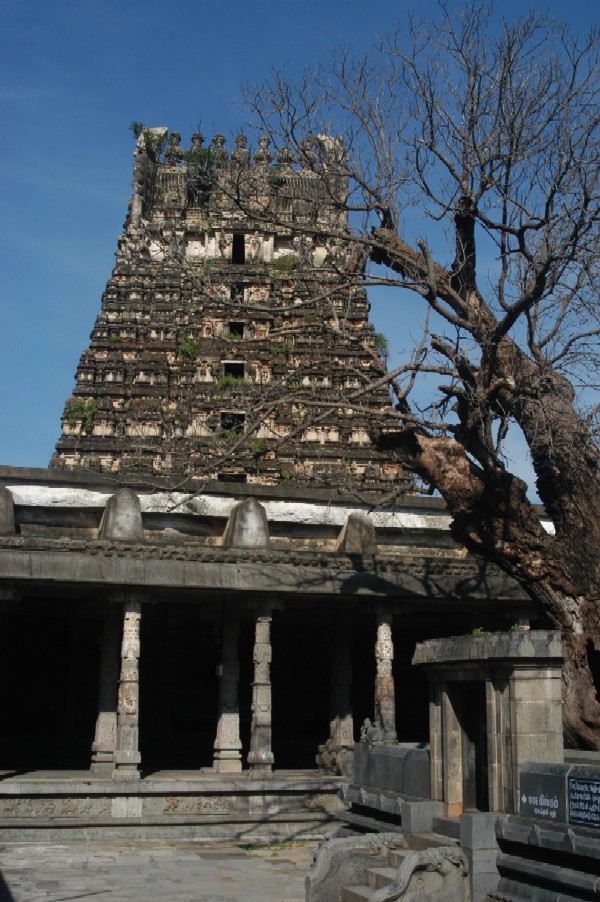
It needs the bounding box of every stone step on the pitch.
[433,814,461,839]
[336,809,405,833]
[411,830,459,850]
[340,841,458,901]
[340,885,373,902]
[365,865,397,889]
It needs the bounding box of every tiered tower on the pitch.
[51,127,411,493]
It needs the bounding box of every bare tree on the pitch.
[243,5,600,746]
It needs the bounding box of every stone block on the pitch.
[471,870,499,902]
[222,498,269,547]
[336,512,377,554]
[512,700,563,736]
[529,733,562,762]
[99,489,144,542]
[351,743,430,797]
[0,485,15,535]
[400,799,442,833]
[460,812,498,850]
[111,796,142,818]
[511,676,562,703]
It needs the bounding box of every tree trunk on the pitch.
[371,228,600,748]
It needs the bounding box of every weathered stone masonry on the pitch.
[51,127,410,493]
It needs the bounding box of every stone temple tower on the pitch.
[50,127,411,494]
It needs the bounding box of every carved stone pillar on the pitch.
[91,604,121,773]
[112,599,142,781]
[374,613,397,743]
[316,621,354,775]
[247,610,274,776]
[213,612,242,774]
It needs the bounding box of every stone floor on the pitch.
[0,839,318,901]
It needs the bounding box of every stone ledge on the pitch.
[0,465,439,509]
[413,630,564,665]
[0,775,344,795]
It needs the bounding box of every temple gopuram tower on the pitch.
[50,127,411,494]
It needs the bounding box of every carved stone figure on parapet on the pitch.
[212,133,228,162]
[315,735,354,777]
[165,131,184,165]
[360,718,386,744]
[248,232,262,261]
[231,132,250,165]
[217,232,232,260]
[293,234,314,266]
[116,231,149,263]
[254,135,273,165]
[277,146,296,169]
[324,236,350,269]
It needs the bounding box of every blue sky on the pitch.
[1,0,597,496]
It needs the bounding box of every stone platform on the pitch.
[0,770,345,843]
[0,838,318,901]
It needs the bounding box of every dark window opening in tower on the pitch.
[230,284,244,300]
[228,322,244,338]
[232,234,245,265]
[220,411,245,433]
[223,361,244,379]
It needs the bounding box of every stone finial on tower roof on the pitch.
[232,132,250,165]
[254,135,273,165]
[165,131,184,165]
[277,146,296,167]
[212,133,228,162]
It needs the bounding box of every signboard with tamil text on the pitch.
[519,769,565,823]
[568,778,600,828]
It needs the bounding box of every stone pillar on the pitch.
[112,599,142,781]
[247,610,274,776]
[213,612,242,774]
[442,686,464,817]
[91,604,121,773]
[374,613,397,743]
[429,681,444,804]
[316,622,354,775]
